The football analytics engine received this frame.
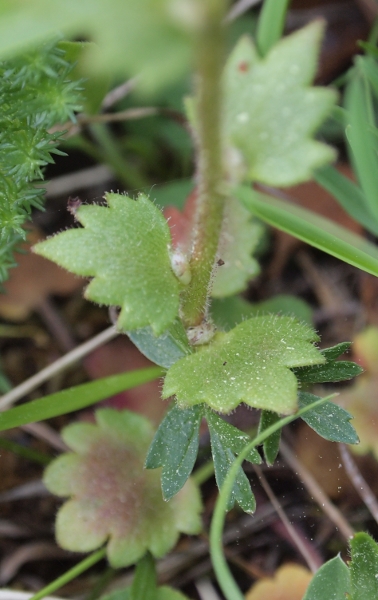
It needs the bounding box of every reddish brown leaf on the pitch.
[0,228,82,321]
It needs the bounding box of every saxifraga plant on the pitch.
[2,0,378,598]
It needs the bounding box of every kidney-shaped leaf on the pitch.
[223,21,336,186]
[44,409,202,568]
[34,193,180,336]
[163,316,324,414]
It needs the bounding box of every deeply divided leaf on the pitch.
[34,193,181,336]
[206,410,261,464]
[320,342,351,361]
[298,392,359,445]
[258,410,282,466]
[207,412,256,512]
[145,404,203,500]
[163,316,324,414]
[293,341,360,386]
[223,21,336,186]
[294,359,363,384]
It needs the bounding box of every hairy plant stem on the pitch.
[180,0,228,328]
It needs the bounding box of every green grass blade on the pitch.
[237,186,378,276]
[0,366,163,432]
[314,165,378,236]
[29,548,107,600]
[255,0,291,57]
[0,436,51,464]
[345,66,378,228]
[359,55,378,98]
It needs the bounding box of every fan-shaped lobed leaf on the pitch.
[44,409,202,568]
[223,21,337,186]
[163,315,324,414]
[34,193,181,336]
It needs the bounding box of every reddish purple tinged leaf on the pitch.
[44,409,202,567]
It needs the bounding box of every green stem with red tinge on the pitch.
[180,0,228,328]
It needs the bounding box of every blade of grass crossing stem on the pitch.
[236,186,378,277]
[29,548,106,600]
[345,67,378,228]
[314,165,378,237]
[209,394,336,600]
[255,0,291,57]
[0,366,163,431]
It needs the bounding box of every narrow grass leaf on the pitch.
[237,186,378,277]
[345,67,378,228]
[0,367,163,432]
[359,55,378,98]
[255,0,291,57]
[314,165,378,236]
